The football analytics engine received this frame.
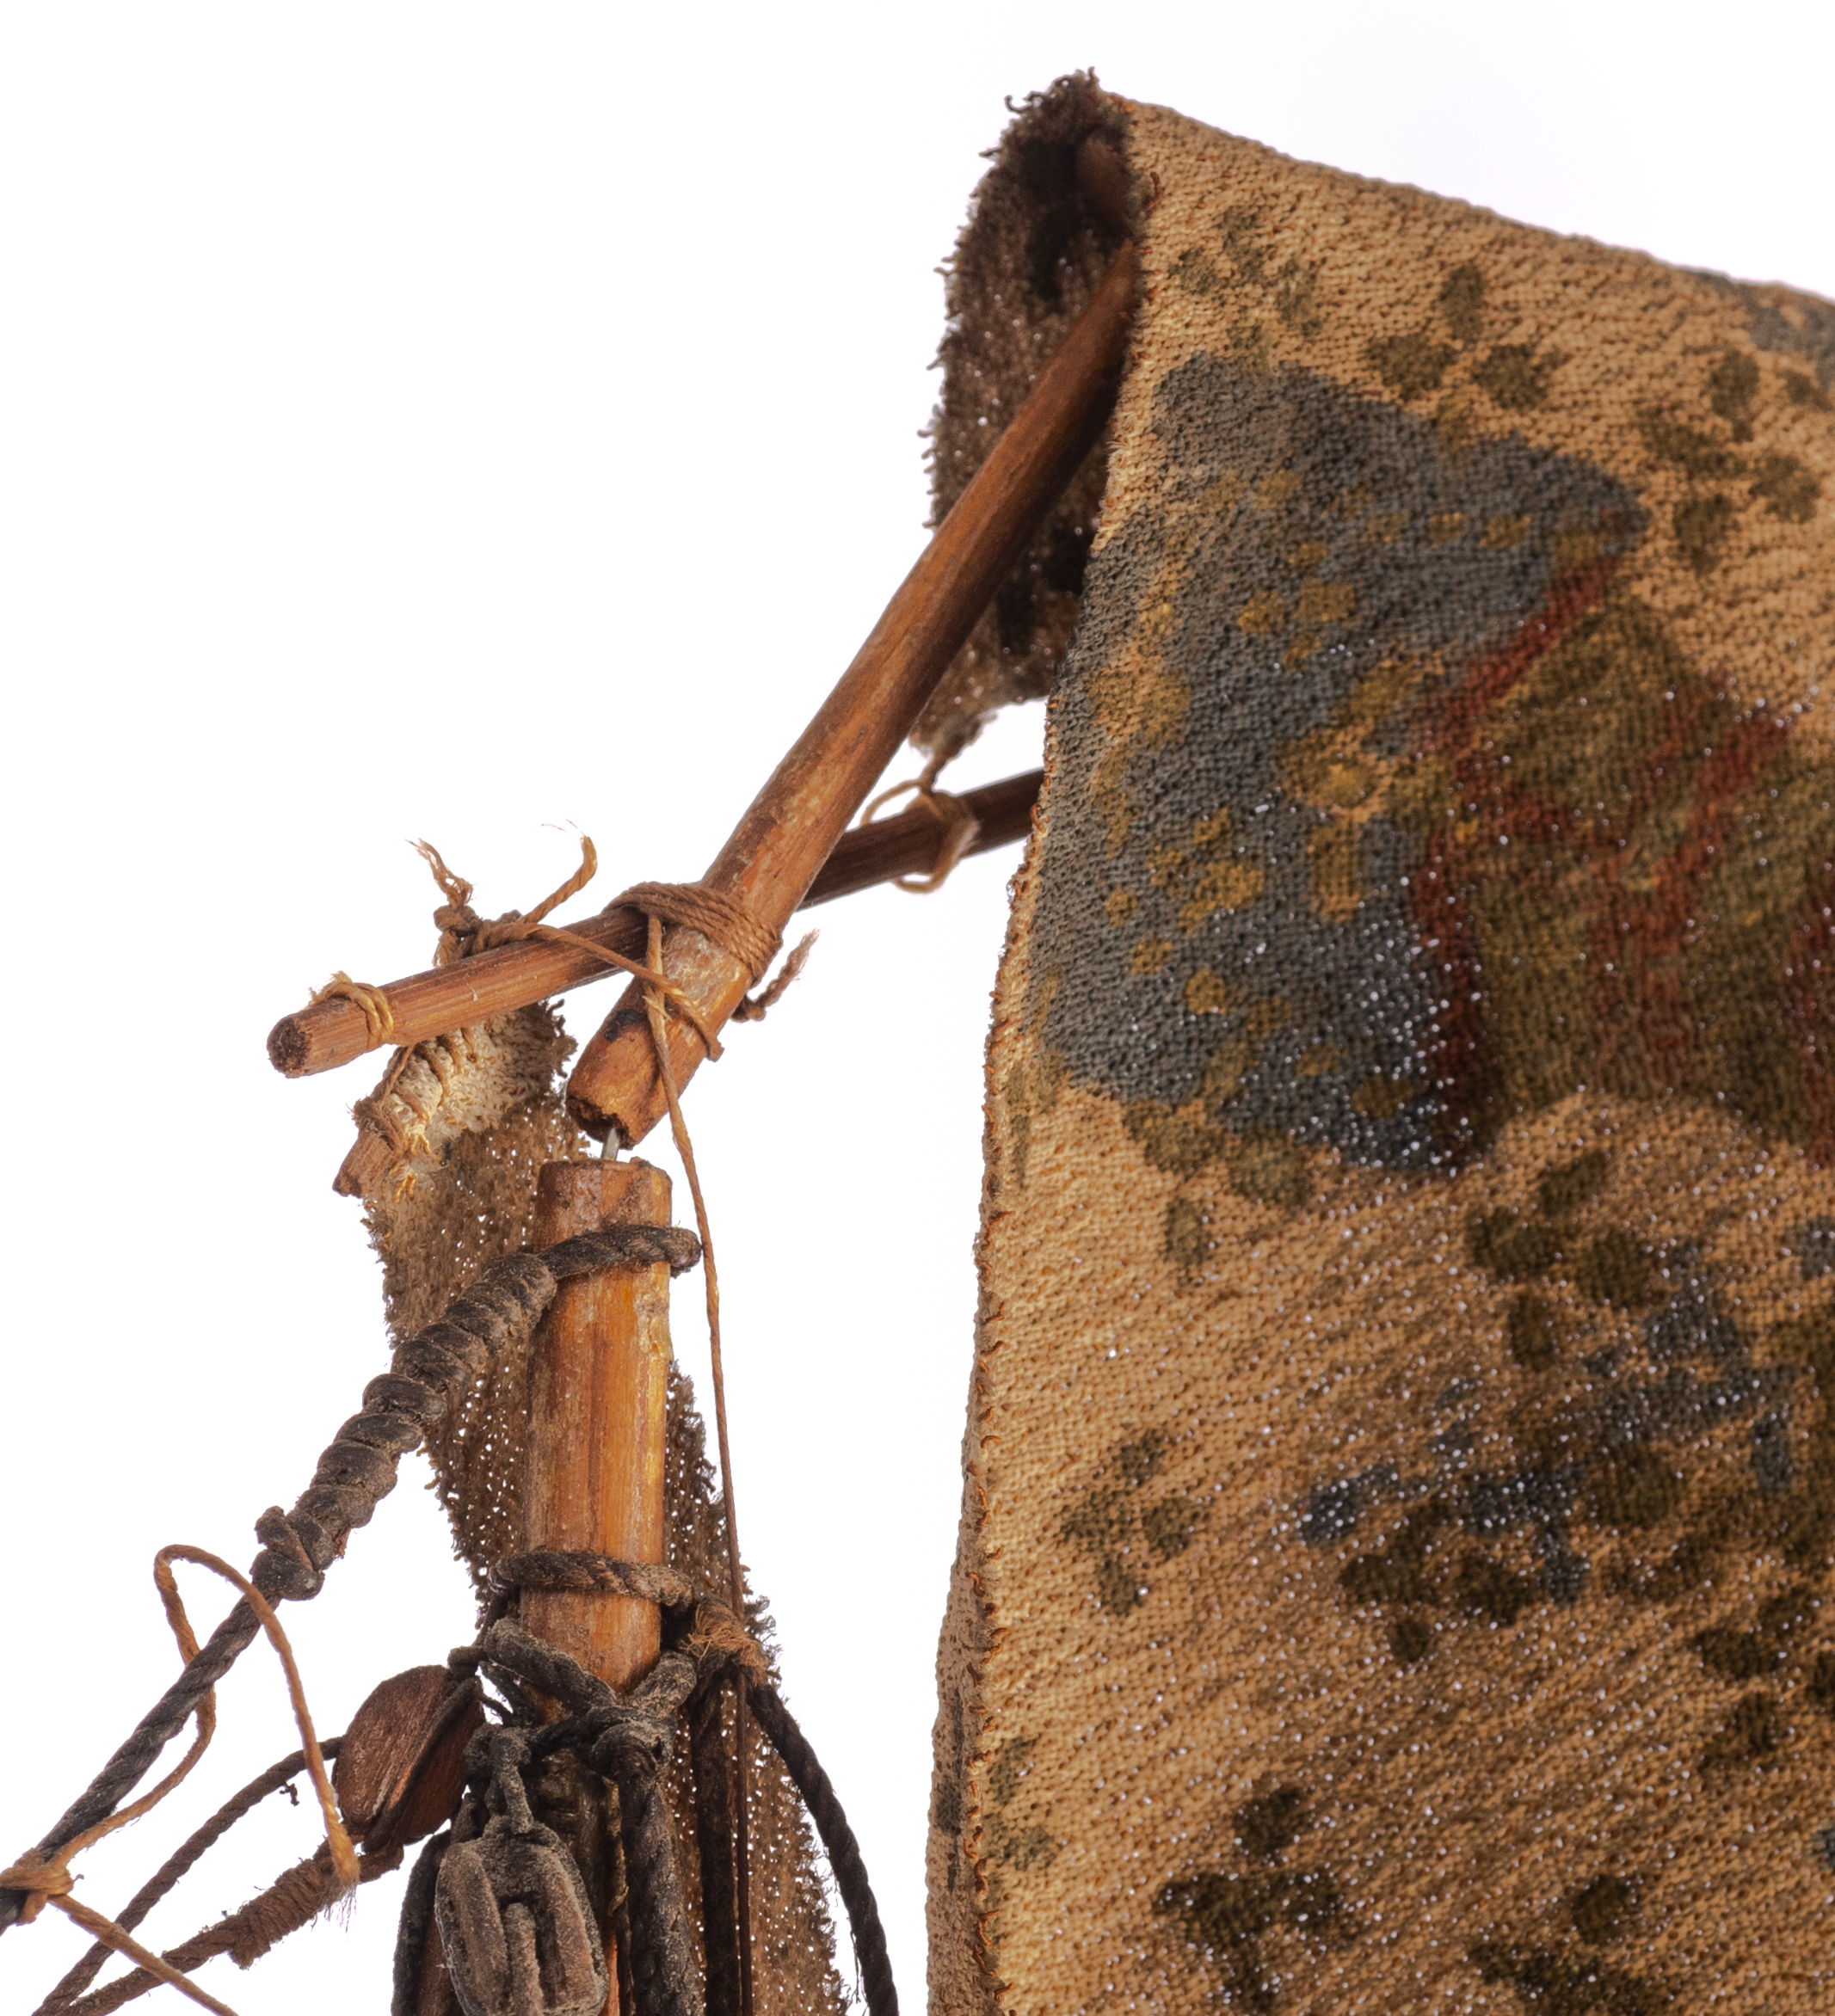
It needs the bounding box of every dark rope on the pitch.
[478,1613,896,2016]
[748,1685,897,2016]
[494,1551,700,1607]
[32,1741,344,2016]
[390,1831,446,2016]
[64,1836,404,2016]
[483,1622,705,2016]
[0,1226,700,1936]
[689,1684,742,2016]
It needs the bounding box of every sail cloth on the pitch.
[927,76,1835,2016]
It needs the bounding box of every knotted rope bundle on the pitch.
[398,1601,895,2016]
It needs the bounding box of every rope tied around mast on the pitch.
[8,1220,895,2016]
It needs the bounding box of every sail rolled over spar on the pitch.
[14,64,1832,2016]
[927,74,1835,2016]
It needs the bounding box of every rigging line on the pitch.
[639,909,755,2016]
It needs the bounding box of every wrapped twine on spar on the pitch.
[923,74,1835,2016]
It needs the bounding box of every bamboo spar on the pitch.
[263,134,1137,1116]
[266,769,1044,1085]
[570,239,1137,1146]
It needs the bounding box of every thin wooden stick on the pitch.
[802,768,1039,907]
[267,767,1045,1081]
[567,243,1135,1146]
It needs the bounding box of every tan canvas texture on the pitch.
[347,980,845,2011]
[929,80,1835,2015]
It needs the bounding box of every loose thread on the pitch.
[34,1742,343,2016]
[152,1550,356,1896]
[1,1548,353,2016]
[640,913,754,2016]
[315,836,730,1062]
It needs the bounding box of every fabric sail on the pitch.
[925,76,1835,2016]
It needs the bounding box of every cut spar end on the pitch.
[268,1016,312,1076]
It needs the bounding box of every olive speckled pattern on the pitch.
[927,77,1835,2016]
[1029,352,1645,1172]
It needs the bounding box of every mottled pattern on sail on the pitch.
[930,77,1835,2016]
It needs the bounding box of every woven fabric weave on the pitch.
[349,1008,844,2014]
[929,78,1835,2015]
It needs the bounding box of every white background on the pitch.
[2,5,1830,2011]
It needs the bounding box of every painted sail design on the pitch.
[927,76,1835,2016]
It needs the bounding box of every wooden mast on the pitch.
[524,1159,674,1686]
[520,1156,679,2016]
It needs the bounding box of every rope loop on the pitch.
[3,1547,353,2016]
[307,972,396,1048]
[489,1552,771,1685]
[612,881,779,985]
[859,771,982,894]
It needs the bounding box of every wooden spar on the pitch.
[567,241,1136,1146]
[265,768,1044,1082]
[523,1159,674,1687]
[268,132,1134,1105]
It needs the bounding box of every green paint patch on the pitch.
[1229,1131,1309,1208]
[1365,330,1456,400]
[1577,1231,1657,1309]
[1438,261,1486,343]
[1570,1873,1638,1947]
[1709,349,1760,441]
[1118,1429,1169,1486]
[1539,1149,1611,1218]
[1700,1690,1783,1769]
[1143,1495,1206,1558]
[1165,1195,1210,1282]
[1475,344,1562,411]
[1125,1098,1226,1176]
[1456,1552,1535,1627]
[1469,1210,1561,1282]
[1388,1614,1434,1665]
[1341,1501,1450,1608]
[1638,408,1745,477]
[1588,1447,1684,1530]
[1507,1294,1559,1369]
[1750,451,1821,523]
[1694,1626,1783,1682]
[1674,492,1740,575]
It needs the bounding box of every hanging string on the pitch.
[638,911,756,2016]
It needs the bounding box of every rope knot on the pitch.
[0,1850,73,1922]
[859,768,982,894]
